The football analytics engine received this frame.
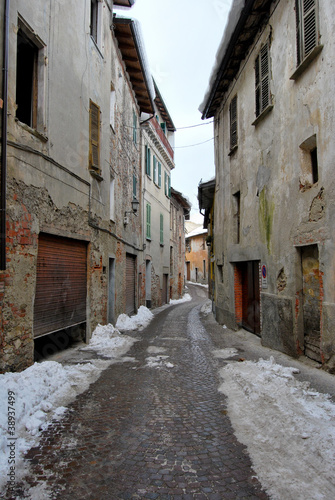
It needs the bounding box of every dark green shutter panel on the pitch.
[133,175,137,199]
[160,214,164,244]
[158,163,162,187]
[153,156,157,183]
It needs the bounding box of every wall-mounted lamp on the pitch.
[124,198,140,225]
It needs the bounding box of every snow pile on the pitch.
[219,356,335,500]
[200,300,212,315]
[116,305,153,331]
[83,323,136,358]
[0,323,137,491]
[169,293,192,305]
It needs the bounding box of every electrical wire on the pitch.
[173,137,214,149]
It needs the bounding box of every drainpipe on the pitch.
[1,0,10,270]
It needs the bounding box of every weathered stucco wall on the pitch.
[212,0,335,369]
[0,0,143,372]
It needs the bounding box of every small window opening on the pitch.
[299,135,318,190]
[16,28,38,127]
[233,192,241,244]
[311,147,318,184]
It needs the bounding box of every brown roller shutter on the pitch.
[126,253,136,316]
[33,234,87,338]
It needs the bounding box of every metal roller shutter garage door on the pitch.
[33,234,87,338]
[126,253,136,316]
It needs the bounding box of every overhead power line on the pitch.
[173,137,214,149]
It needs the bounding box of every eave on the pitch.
[113,17,154,114]
[153,80,176,132]
[113,0,135,8]
[202,0,274,119]
[171,188,191,220]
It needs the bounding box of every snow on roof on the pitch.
[199,0,245,115]
[186,226,208,238]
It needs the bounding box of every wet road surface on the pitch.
[10,285,268,499]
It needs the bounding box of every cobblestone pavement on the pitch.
[9,285,269,499]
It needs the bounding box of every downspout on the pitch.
[1,0,10,270]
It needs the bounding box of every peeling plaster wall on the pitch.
[212,0,335,367]
[0,0,142,372]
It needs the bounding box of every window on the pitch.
[110,84,116,130]
[133,110,137,143]
[89,100,101,173]
[145,145,151,177]
[229,95,238,152]
[158,162,162,187]
[160,122,166,134]
[203,260,206,279]
[146,203,151,240]
[16,19,45,130]
[110,177,115,221]
[90,1,98,42]
[160,214,164,245]
[153,156,157,184]
[133,174,137,199]
[164,171,171,198]
[295,0,319,66]
[255,43,271,119]
[299,135,318,190]
[170,246,173,274]
[233,192,241,244]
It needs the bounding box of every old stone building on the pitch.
[170,188,191,300]
[0,0,152,372]
[200,0,335,370]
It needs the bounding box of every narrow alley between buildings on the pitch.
[6,284,267,499]
[4,284,335,500]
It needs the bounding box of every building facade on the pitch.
[200,0,335,370]
[140,81,175,308]
[170,188,191,300]
[185,222,208,285]
[0,0,152,372]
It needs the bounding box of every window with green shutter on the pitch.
[133,175,137,199]
[133,110,137,143]
[146,203,151,240]
[160,214,164,245]
[153,156,157,184]
[145,145,151,177]
[158,162,162,188]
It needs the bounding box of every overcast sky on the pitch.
[114,0,233,222]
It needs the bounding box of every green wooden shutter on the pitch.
[133,175,137,199]
[160,214,164,244]
[168,175,171,198]
[133,110,137,143]
[153,156,157,184]
[164,171,167,196]
[146,203,151,239]
[158,163,162,187]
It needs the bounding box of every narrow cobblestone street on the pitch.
[11,285,268,499]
